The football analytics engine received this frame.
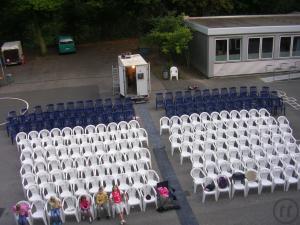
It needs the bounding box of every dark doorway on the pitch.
[125,66,136,95]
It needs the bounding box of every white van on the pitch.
[1,41,24,65]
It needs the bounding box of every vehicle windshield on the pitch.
[59,40,73,44]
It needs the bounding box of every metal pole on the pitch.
[0,58,5,80]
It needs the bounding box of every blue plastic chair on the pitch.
[249,86,257,97]
[156,93,164,110]
[66,101,75,111]
[229,87,237,98]
[220,88,229,98]
[211,88,220,98]
[203,89,210,99]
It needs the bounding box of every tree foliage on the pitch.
[146,15,192,62]
[1,0,300,55]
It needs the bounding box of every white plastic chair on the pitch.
[140,184,157,211]
[271,166,286,192]
[115,174,131,192]
[41,182,57,200]
[136,128,149,147]
[277,116,290,129]
[229,110,241,122]
[205,162,219,180]
[258,168,273,194]
[30,200,47,225]
[20,164,33,178]
[118,121,130,134]
[62,196,80,223]
[170,66,178,80]
[56,180,73,199]
[39,129,50,139]
[190,153,204,168]
[125,187,143,213]
[73,178,88,197]
[28,131,39,141]
[216,175,231,199]
[103,175,115,193]
[35,171,50,188]
[50,169,64,185]
[219,110,230,123]
[16,132,28,151]
[190,167,206,193]
[144,170,160,187]
[245,170,259,195]
[77,194,95,220]
[169,135,182,156]
[22,173,36,196]
[218,161,232,178]
[231,174,247,198]
[201,177,218,203]
[128,120,140,133]
[284,165,300,191]
[189,113,201,127]
[107,122,119,136]
[130,172,146,189]
[50,128,62,138]
[27,184,43,202]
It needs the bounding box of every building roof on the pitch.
[119,54,147,67]
[185,14,300,36]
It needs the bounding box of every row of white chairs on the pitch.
[20,147,152,168]
[15,184,158,225]
[189,149,300,170]
[192,166,300,203]
[16,128,149,152]
[24,171,160,202]
[20,154,152,176]
[160,109,290,135]
[16,120,141,141]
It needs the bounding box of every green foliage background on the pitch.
[0,0,299,53]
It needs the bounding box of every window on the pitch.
[216,40,227,61]
[280,37,291,57]
[215,38,241,62]
[292,36,300,57]
[229,39,241,60]
[248,38,260,59]
[261,37,273,58]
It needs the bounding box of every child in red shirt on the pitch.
[79,195,93,223]
[110,185,127,225]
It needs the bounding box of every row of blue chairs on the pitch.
[6,98,135,144]
[156,87,285,117]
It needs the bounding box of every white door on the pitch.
[136,64,149,96]
[119,66,126,96]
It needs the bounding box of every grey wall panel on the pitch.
[189,31,208,76]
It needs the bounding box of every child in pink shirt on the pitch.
[12,202,30,225]
[79,195,93,223]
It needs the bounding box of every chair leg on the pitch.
[202,194,205,203]
[194,184,197,193]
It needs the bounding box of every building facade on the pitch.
[185,14,300,78]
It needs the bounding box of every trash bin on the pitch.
[5,73,13,84]
[162,68,169,80]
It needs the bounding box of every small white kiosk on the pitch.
[118,54,151,97]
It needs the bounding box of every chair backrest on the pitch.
[170,66,178,74]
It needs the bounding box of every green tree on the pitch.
[15,0,65,55]
[146,15,192,64]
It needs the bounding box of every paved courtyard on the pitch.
[0,39,299,225]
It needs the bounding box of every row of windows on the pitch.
[215,36,300,62]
